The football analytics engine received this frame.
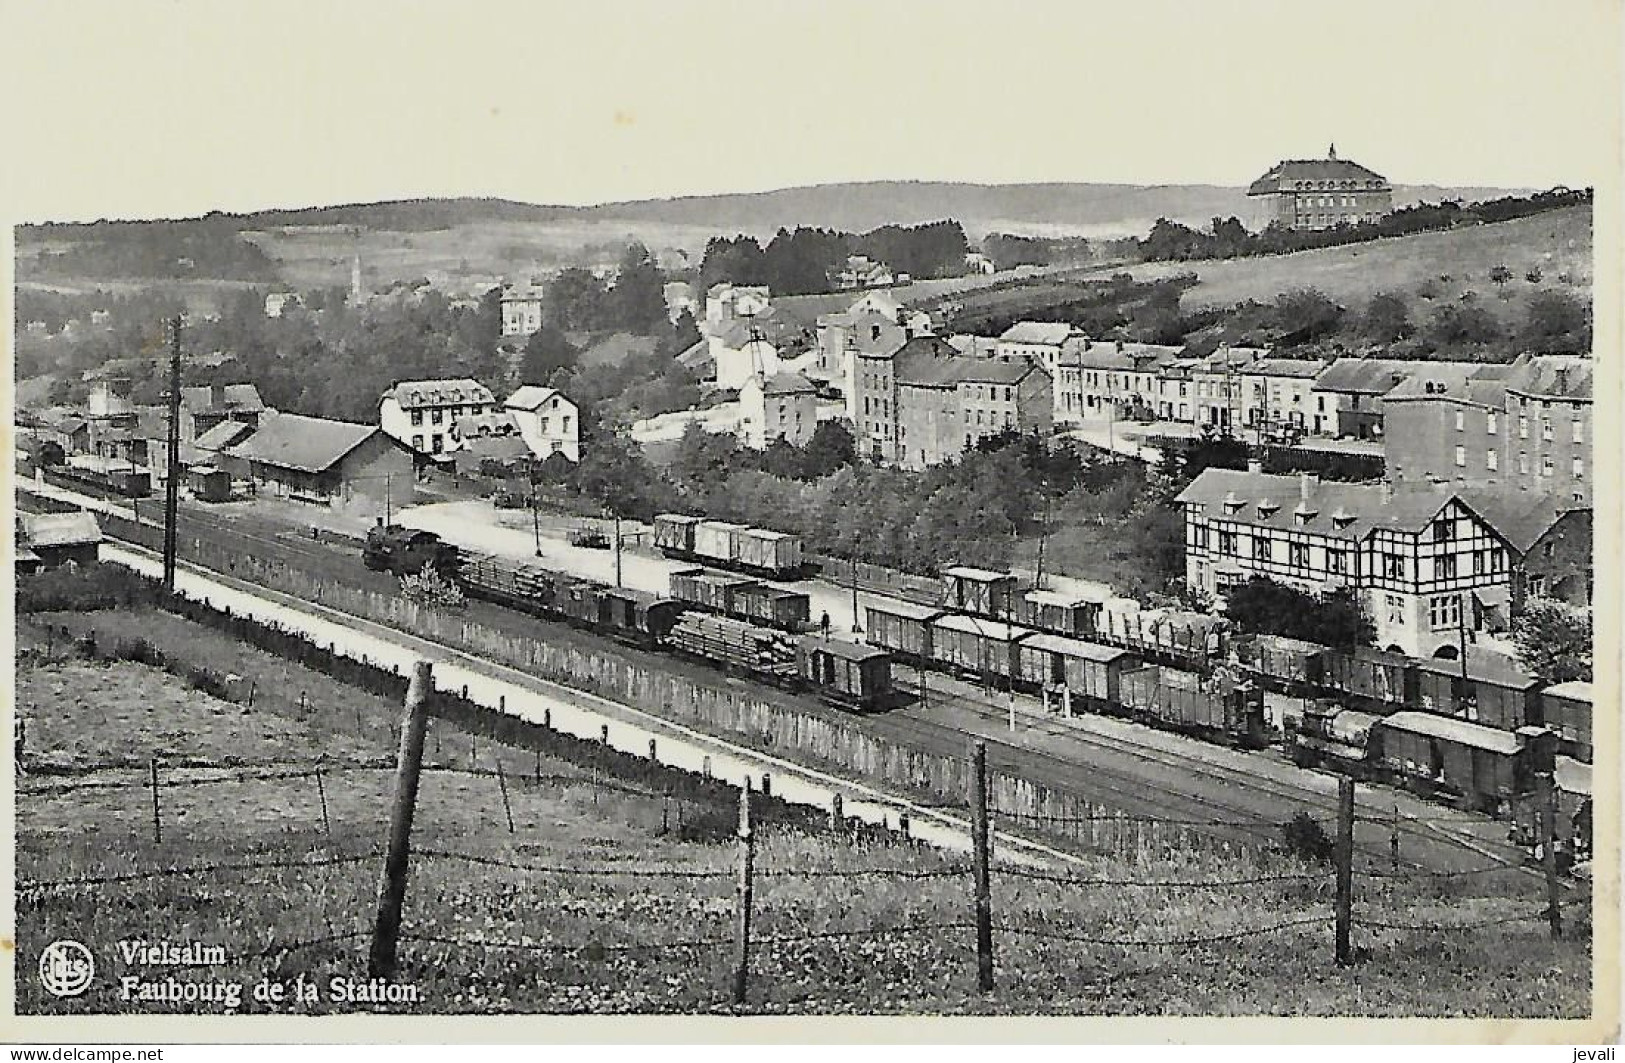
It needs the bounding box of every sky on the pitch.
[2,0,1621,222]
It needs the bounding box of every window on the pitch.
[1542,456,1554,478]
[430,409,443,425]
[1384,553,1405,580]
[1253,537,1272,562]
[1385,594,1405,625]
[540,417,550,433]
[1527,575,1546,599]
[562,415,572,433]
[1473,550,1485,575]
[1543,540,1555,559]
[1573,456,1584,479]
[1518,415,1528,439]
[1454,446,1466,468]
[1432,517,1453,542]
[1289,543,1310,569]
[411,434,424,451]
[430,435,443,454]
[1487,450,1498,471]
[1428,595,1461,630]
[1572,420,1583,444]
[1436,554,1457,580]
[1192,525,1209,550]
[1454,410,1464,431]
[1327,549,1347,575]
[1218,530,1238,555]
[1518,452,1529,474]
[1484,411,1497,435]
[410,410,423,426]
[1542,419,1553,442]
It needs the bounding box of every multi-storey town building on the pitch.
[1177,466,1514,658]
[1237,358,1328,433]
[1382,354,1591,503]
[1246,145,1393,232]
[500,283,545,338]
[379,378,497,456]
[996,321,1079,376]
[739,372,818,450]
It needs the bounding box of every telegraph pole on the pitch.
[850,555,861,633]
[530,458,542,557]
[613,513,623,587]
[162,316,182,594]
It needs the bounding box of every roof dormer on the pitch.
[1256,499,1280,519]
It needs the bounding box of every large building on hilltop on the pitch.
[1246,145,1393,232]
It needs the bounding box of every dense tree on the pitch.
[1222,577,1374,649]
[518,325,580,384]
[796,419,857,480]
[606,243,668,333]
[1511,601,1592,682]
[1519,290,1590,354]
[1489,264,1513,289]
[1159,427,1250,485]
[1426,301,1503,348]
[1272,288,1345,343]
[543,268,607,332]
[1361,292,1413,343]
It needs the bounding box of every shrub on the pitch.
[400,566,467,610]
[1282,812,1336,865]
[16,562,160,613]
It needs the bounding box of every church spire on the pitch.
[1328,142,1338,160]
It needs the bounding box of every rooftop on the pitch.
[761,372,818,396]
[1504,354,1593,401]
[1458,487,1585,554]
[22,511,103,549]
[179,384,265,414]
[1379,711,1523,755]
[387,379,495,410]
[505,385,573,412]
[192,419,255,452]
[1247,148,1390,196]
[1176,468,1468,541]
[999,321,1076,346]
[1311,358,1424,396]
[225,412,380,473]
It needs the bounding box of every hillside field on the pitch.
[1121,206,1593,317]
[12,587,1594,1019]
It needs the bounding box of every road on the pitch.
[20,477,1543,878]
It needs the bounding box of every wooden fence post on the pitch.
[369,661,433,981]
[830,793,844,832]
[148,758,162,844]
[496,760,515,834]
[1335,777,1355,966]
[969,742,994,993]
[649,738,658,762]
[315,768,331,837]
[1390,803,1400,873]
[1539,768,1562,939]
[731,782,755,1006]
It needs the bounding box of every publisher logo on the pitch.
[39,940,95,997]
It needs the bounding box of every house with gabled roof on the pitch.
[504,385,579,462]
[225,412,414,512]
[996,321,1080,376]
[379,378,497,458]
[19,511,103,569]
[1177,465,1516,657]
[739,372,818,450]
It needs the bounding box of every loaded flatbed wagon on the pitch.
[796,636,892,710]
[1538,681,1593,763]
[941,566,1019,620]
[1413,654,1541,731]
[667,613,796,679]
[864,599,946,662]
[1015,588,1103,638]
[653,513,703,557]
[457,551,563,612]
[928,613,1041,682]
[1013,632,1133,713]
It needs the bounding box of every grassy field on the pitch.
[1121,207,1593,316]
[12,601,1594,1018]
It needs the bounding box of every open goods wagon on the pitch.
[1231,633,1325,693]
[1118,665,1267,747]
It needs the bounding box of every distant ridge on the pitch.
[20,179,1535,239]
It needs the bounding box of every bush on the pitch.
[1282,812,1336,865]
[16,562,160,613]
[400,566,466,610]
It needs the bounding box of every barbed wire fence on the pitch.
[16,660,1582,1006]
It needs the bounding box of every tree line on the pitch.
[698,220,970,296]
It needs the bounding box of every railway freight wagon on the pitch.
[1013,632,1133,715]
[47,464,154,499]
[1014,589,1102,639]
[864,600,945,663]
[1231,634,1325,694]
[1371,712,1551,814]
[666,613,797,680]
[1537,681,1593,763]
[1318,646,1418,712]
[668,569,810,630]
[1118,666,1267,747]
[455,551,566,613]
[735,528,804,578]
[928,614,1039,684]
[653,514,702,557]
[1413,656,1542,731]
[653,514,807,578]
[796,636,893,711]
[669,569,754,615]
[941,567,1019,620]
[1285,702,1383,773]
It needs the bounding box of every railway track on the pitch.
[21,479,1535,874]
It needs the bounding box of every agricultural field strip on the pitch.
[96,540,1088,871]
[24,479,1533,875]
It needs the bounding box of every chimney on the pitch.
[211,383,226,409]
[1246,459,1263,474]
[1555,367,1569,393]
[1299,471,1319,501]
[1381,481,1393,504]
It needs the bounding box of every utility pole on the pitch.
[1334,777,1355,966]
[1457,591,1472,718]
[613,513,623,588]
[162,316,182,594]
[850,555,861,633]
[968,741,994,993]
[384,473,392,527]
[530,458,542,557]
